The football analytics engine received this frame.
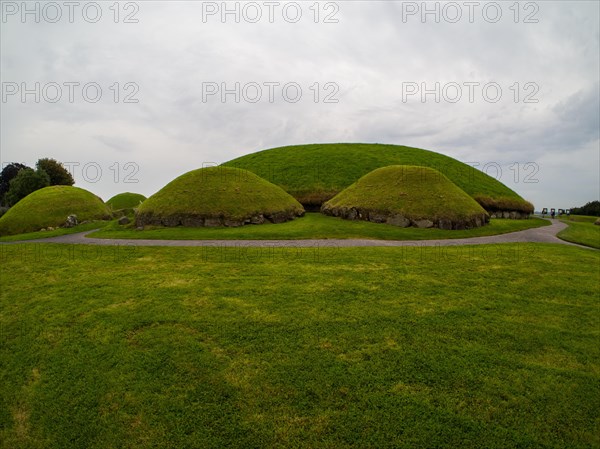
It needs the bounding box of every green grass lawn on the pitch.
[88,213,549,241]
[566,215,599,223]
[0,221,109,242]
[558,216,600,249]
[1,243,598,448]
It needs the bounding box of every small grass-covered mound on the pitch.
[322,165,489,229]
[106,192,146,211]
[136,166,304,227]
[0,186,111,236]
[224,143,534,215]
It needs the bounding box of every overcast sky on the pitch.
[1,1,598,209]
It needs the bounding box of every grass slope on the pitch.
[323,165,488,226]
[0,186,111,236]
[564,215,599,223]
[106,192,146,211]
[0,243,598,448]
[224,143,533,212]
[558,217,600,249]
[89,213,550,241]
[137,166,304,225]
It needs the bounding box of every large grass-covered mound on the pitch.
[0,186,111,236]
[224,143,533,215]
[106,192,146,211]
[322,165,489,229]
[136,166,305,227]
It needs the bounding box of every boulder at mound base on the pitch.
[321,165,489,230]
[136,166,305,227]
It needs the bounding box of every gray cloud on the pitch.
[1,1,598,208]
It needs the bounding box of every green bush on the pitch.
[36,158,75,186]
[5,168,50,206]
[0,162,30,205]
[570,200,600,217]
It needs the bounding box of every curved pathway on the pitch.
[0,219,594,249]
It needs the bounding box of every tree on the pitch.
[0,163,30,205]
[36,158,74,186]
[5,168,50,206]
[570,200,600,217]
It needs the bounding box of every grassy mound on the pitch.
[322,165,489,229]
[106,192,146,211]
[136,166,304,227]
[0,186,111,236]
[224,143,534,214]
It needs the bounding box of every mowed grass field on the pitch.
[558,216,600,249]
[1,242,598,448]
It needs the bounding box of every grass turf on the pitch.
[0,243,598,448]
[88,213,549,241]
[223,143,533,212]
[564,215,599,223]
[0,186,111,236]
[558,216,600,249]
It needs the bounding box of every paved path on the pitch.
[0,219,594,249]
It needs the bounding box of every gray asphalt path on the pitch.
[0,219,593,249]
